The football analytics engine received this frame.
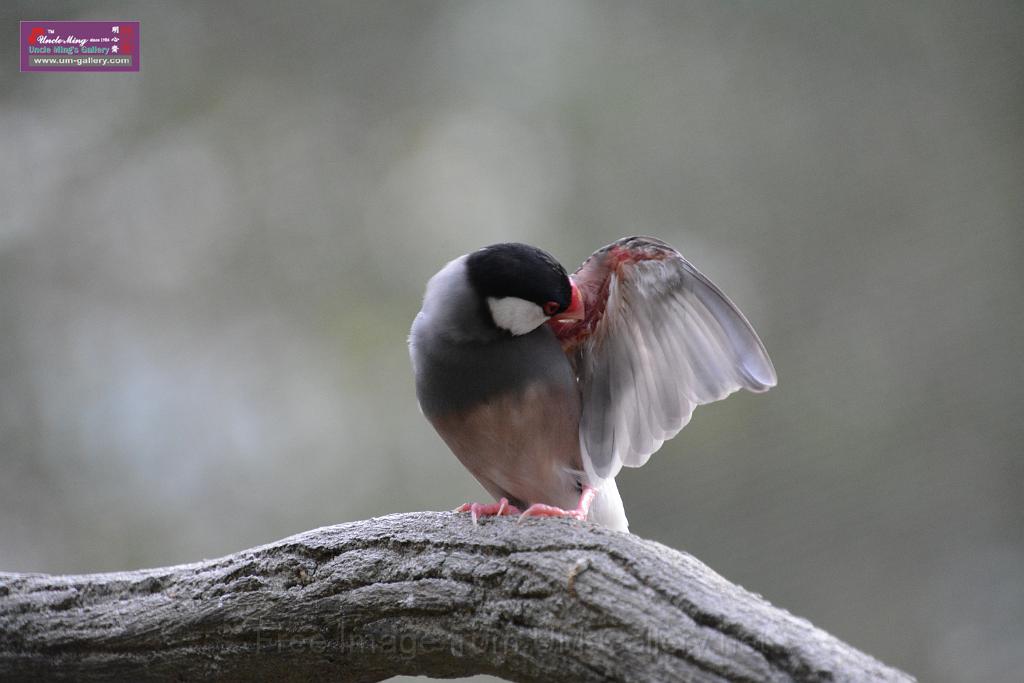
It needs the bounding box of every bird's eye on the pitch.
[543,301,560,316]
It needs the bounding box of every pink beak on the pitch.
[551,282,585,324]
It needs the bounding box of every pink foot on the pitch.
[454,497,522,525]
[518,486,598,524]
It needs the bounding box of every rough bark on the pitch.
[0,511,912,682]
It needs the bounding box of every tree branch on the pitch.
[0,511,912,682]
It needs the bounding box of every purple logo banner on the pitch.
[21,21,140,72]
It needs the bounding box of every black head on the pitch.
[466,243,573,318]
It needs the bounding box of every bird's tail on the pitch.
[588,478,629,532]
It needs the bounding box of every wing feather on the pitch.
[557,237,776,481]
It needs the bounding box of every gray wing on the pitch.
[569,237,776,481]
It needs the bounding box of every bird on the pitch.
[408,236,776,531]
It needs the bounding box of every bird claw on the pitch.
[454,498,521,525]
[516,485,598,524]
[517,503,587,523]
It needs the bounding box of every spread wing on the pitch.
[553,236,776,481]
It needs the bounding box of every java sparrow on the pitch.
[408,236,776,531]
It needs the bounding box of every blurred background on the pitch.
[1,2,1021,681]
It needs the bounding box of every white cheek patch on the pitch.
[487,296,548,336]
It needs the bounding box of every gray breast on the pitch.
[411,321,575,417]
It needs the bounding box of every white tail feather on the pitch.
[588,478,629,532]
